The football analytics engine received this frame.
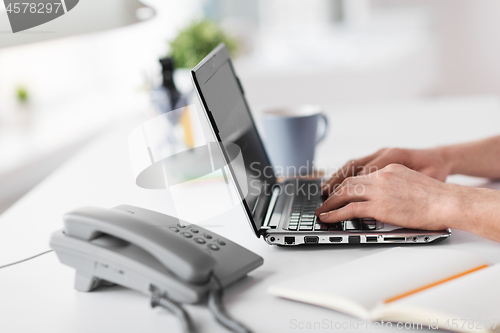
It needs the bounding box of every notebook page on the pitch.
[379,264,500,331]
[268,248,487,315]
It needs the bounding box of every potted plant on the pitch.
[169,18,238,69]
[167,18,238,94]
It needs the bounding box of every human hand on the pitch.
[315,164,461,231]
[321,147,451,197]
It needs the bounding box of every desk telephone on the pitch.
[50,205,263,333]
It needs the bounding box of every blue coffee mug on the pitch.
[260,105,329,177]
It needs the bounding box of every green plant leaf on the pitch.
[168,18,238,69]
[16,86,29,103]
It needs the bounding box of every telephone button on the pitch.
[216,240,226,246]
[190,229,199,233]
[208,244,220,251]
[169,227,179,232]
[182,232,192,238]
[204,234,213,239]
[194,238,206,244]
[177,224,187,228]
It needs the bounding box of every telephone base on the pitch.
[75,271,101,292]
[50,205,264,304]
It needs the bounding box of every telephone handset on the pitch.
[62,206,215,284]
[50,205,263,305]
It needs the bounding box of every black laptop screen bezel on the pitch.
[191,43,277,237]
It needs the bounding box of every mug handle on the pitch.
[315,114,329,145]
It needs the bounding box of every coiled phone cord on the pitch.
[150,276,252,333]
[150,286,198,333]
[207,276,252,333]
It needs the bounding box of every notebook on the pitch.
[268,248,500,332]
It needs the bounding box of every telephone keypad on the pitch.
[207,244,220,251]
[170,223,225,251]
[194,238,206,244]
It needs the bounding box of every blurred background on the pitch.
[1,0,500,213]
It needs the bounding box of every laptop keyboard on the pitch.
[281,179,380,232]
[286,193,377,232]
[287,192,323,231]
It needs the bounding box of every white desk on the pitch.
[1,96,500,333]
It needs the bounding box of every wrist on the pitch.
[437,183,469,231]
[439,184,500,241]
[437,145,460,176]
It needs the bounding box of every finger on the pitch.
[316,183,371,215]
[328,173,376,196]
[318,202,372,223]
[357,154,395,176]
[357,148,408,176]
[321,150,384,196]
[322,153,377,188]
[325,174,369,199]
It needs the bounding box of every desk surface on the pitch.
[1,95,500,333]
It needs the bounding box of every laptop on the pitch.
[191,43,451,246]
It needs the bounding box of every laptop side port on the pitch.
[329,237,342,243]
[383,237,406,242]
[349,235,361,244]
[304,236,319,244]
[366,236,378,243]
[284,237,295,245]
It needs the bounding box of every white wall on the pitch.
[373,0,500,96]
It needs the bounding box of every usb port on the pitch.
[366,236,378,243]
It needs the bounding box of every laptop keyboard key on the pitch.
[315,223,328,230]
[286,181,325,232]
[344,220,361,230]
[328,222,343,231]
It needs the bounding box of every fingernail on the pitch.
[320,212,329,217]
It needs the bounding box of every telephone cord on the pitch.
[150,287,198,333]
[2,251,253,333]
[0,250,53,270]
[207,275,252,333]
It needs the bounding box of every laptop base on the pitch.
[264,227,451,246]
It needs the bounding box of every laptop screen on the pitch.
[192,44,276,235]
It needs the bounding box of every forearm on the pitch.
[446,184,500,242]
[441,135,500,179]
